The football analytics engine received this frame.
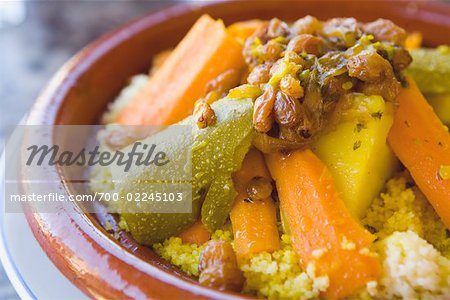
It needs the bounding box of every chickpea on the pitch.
[246,176,273,201]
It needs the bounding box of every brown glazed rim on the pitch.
[22,1,450,299]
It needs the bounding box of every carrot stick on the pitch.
[266,149,380,299]
[388,77,450,229]
[227,19,266,42]
[405,32,422,50]
[118,15,245,125]
[230,149,280,261]
[232,148,271,191]
[177,220,211,246]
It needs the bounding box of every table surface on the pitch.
[0,1,176,298]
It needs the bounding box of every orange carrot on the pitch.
[177,220,211,246]
[266,149,380,299]
[388,78,450,229]
[118,15,245,125]
[232,148,271,191]
[405,32,422,50]
[230,149,280,261]
[227,19,265,42]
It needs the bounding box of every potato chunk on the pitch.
[312,94,399,218]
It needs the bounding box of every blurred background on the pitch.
[0,1,178,298]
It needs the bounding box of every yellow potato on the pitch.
[312,94,399,219]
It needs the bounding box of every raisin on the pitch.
[253,87,276,133]
[287,34,324,56]
[274,90,303,127]
[194,101,216,129]
[198,240,244,292]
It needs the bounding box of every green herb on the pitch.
[355,122,367,133]
[405,181,415,188]
[353,140,362,150]
[385,45,395,60]
[299,69,311,84]
[365,225,378,234]
[272,36,288,44]
[371,111,383,120]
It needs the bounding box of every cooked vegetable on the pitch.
[177,220,211,246]
[227,19,266,42]
[199,240,244,292]
[266,149,381,299]
[388,78,450,229]
[252,132,308,154]
[112,98,253,244]
[405,32,422,50]
[230,149,280,261]
[117,15,245,125]
[312,94,399,218]
[408,48,450,94]
[426,93,450,125]
[242,17,411,151]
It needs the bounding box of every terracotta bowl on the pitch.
[23,0,450,299]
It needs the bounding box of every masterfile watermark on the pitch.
[25,142,170,172]
[3,125,193,213]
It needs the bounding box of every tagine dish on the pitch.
[89,15,450,299]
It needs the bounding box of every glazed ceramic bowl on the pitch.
[23,1,450,299]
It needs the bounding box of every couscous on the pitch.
[151,173,450,299]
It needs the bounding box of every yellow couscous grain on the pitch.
[154,232,329,299]
[240,234,329,300]
[363,172,450,258]
[152,229,232,277]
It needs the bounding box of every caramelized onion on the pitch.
[252,132,309,154]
